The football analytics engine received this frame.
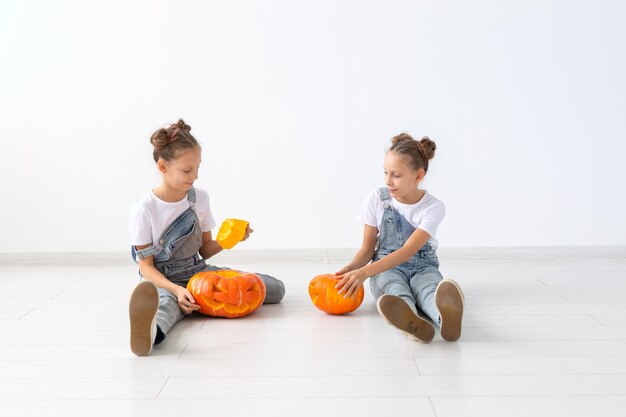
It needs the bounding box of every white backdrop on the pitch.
[1,0,625,253]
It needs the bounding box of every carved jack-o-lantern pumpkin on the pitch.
[187,270,266,318]
[216,218,249,249]
[308,274,364,315]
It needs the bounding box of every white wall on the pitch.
[1,0,625,253]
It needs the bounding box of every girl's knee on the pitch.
[375,270,406,288]
[158,288,177,303]
[263,278,285,304]
[369,280,384,299]
[411,267,443,284]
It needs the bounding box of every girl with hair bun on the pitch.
[127,119,285,356]
[336,133,464,343]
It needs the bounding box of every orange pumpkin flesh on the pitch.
[187,270,266,318]
[308,274,364,315]
[216,218,249,249]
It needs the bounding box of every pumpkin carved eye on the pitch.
[187,270,266,318]
[308,274,364,315]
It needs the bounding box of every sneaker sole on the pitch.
[377,294,435,343]
[129,281,159,356]
[435,279,464,342]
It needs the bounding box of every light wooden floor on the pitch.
[1,247,625,416]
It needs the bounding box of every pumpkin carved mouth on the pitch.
[187,270,266,318]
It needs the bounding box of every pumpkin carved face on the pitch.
[187,270,266,318]
[308,274,364,315]
[216,218,249,249]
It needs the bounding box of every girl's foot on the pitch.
[435,279,464,342]
[377,294,435,343]
[129,280,159,356]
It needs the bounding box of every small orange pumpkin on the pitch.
[187,270,266,318]
[308,274,364,315]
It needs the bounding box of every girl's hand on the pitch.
[336,269,368,299]
[242,225,254,242]
[176,287,201,315]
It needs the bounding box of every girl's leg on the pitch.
[129,280,159,356]
[201,264,285,304]
[371,269,435,343]
[370,268,417,314]
[409,266,443,326]
[256,272,285,304]
[154,287,185,345]
[410,268,464,341]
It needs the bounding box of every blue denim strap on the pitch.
[134,244,162,260]
[132,188,197,262]
[378,186,391,201]
[187,187,196,210]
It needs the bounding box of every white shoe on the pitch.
[377,294,435,343]
[435,279,464,342]
[129,281,159,356]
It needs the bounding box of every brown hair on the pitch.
[388,133,436,173]
[150,119,200,163]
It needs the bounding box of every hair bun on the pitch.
[150,128,169,151]
[391,133,414,147]
[171,119,191,132]
[418,136,436,160]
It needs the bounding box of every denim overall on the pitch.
[369,187,443,325]
[132,188,285,344]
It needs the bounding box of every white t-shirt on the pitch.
[356,188,446,249]
[129,188,217,246]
